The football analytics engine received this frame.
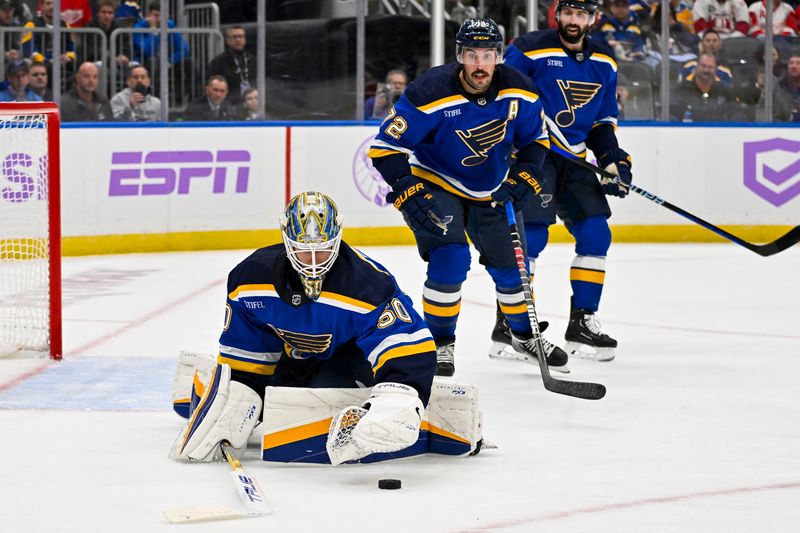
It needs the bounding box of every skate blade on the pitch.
[488,342,571,374]
[564,341,616,362]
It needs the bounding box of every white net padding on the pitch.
[0,112,52,355]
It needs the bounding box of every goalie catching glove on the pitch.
[598,148,632,198]
[386,175,453,238]
[170,363,262,462]
[491,163,548,209]
[326,382,424,466]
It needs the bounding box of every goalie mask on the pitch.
[280,192,343,300]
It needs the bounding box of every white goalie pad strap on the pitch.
[172,350,217,418]
[172,364,263,462]
[326,382,423,466]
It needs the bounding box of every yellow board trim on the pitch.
[218,356,277,375]
[423,300,461,317]
[570,269,606,284]
[263,418,332,450]
[374,340,436,373]
[58,225,797,256]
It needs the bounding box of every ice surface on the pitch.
[1,243,798,532]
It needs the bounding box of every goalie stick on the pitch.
[163,441,272,524]
[555,150,800,257]
[503,202,606,401]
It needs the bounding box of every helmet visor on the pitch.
[457,46,502,66]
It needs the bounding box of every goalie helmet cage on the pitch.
[0,102,62,360]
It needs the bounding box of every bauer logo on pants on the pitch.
[108,150,251,196]
[743,138,800,207]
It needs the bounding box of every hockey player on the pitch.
[172,192,436,463]
[501,0,633,361]
[369,17,569,377]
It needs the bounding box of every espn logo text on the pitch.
[109,150,251,196]
[0,152,47,203]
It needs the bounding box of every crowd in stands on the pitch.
[0,0,262,121]
[528,0,800,121]
[0,0,796,123]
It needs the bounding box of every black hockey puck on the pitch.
[378,479,401,490]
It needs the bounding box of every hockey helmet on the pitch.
[280,192,343,300]
[455,18,503,63]
[556,0,601,14]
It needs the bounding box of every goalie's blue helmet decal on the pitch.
[557,0,601,13]
[456,18,503,50]
[279,192,343,299]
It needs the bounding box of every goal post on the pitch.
[0,102,61,360]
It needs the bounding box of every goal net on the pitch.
[0,103,61,360]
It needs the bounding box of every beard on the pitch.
[557,19,590,44]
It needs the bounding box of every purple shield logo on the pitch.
[743,138,800,207]
[352,135,391,207]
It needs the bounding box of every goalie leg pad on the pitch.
[172,363,263,462]
[426,380,482,456]
[172,350,217,418]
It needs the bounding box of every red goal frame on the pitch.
[0,102,62,360]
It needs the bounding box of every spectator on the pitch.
[28,60,51,100]
[132,1,189,67]
[184,75,235,121]
[60,61,114,121]
[679,29,733,86]
[693,0,749,39]
[22,0,77,65]
[115,0,142,28]
[110,64,162,121]
[0,0,22,62]
[763,50,800,122]
[365,69,408,120]
[671,52,741,121]
[595,0,659,68]
[86,0,131,69]
[747,0,798,38]
[0,59,42,101]
[206,25,255,105]
[739,44,785,106]
[238,87,263,120]
[53,0,93,27]
[652,2,699,64]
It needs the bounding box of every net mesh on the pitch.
[0,113,50,355]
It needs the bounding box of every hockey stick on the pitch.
[503,201,606,400]
[555,150,800,257]
[163,441,272,524]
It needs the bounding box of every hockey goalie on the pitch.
[170,192,482,465]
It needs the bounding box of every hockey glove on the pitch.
[327,382,424,465]
[599,149,632,198]
[386,175,452,238]
[491,163,547,210]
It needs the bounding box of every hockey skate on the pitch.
[435,342,455,377]
[488,316,570,374]
[564,309,617,362]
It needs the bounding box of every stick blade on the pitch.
[757,225,800,256]
[163,505,267,524]
[544,378,606,400]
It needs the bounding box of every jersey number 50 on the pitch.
[377,298,413,328]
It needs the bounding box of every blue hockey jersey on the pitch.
[368,62,549,201]
[505,30,619,158]
[219,243,436,404]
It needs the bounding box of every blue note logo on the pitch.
[554,80,602,128]
[455,119,507,166]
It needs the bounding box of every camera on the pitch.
[133,83,150,96]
